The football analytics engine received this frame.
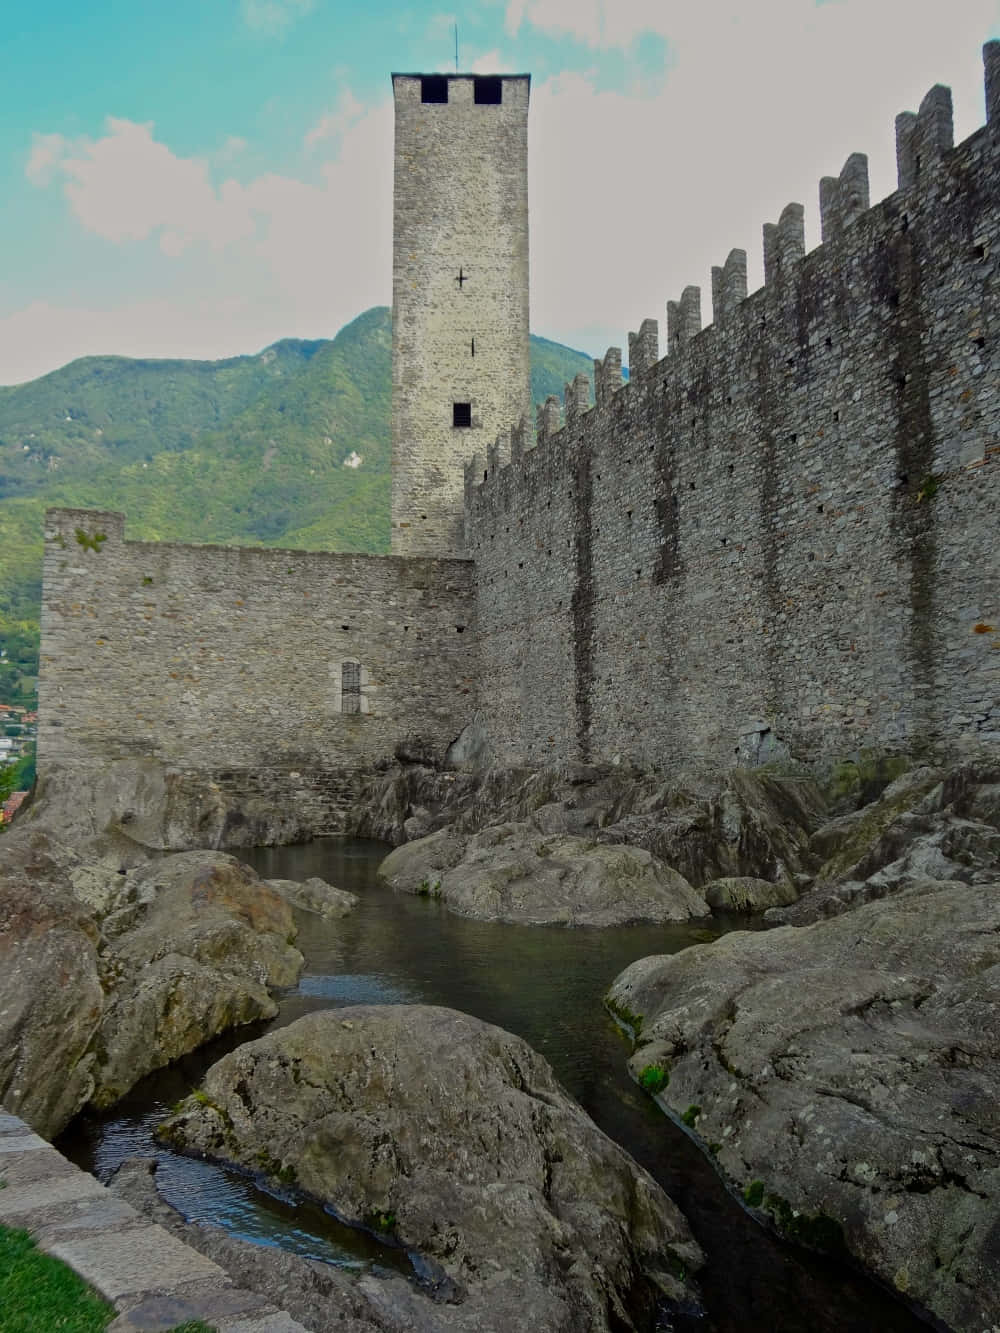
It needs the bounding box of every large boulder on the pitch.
[90,852,304,1107]
[702,876,798,912]
[770,762,999,925]
[0,847,104,1138]
[607,879,1000,1333]
[263,876,358,919]
[26,758,313,852]
[378,821,709,925]
[355,763,826,891]
[159,1005,703,1333]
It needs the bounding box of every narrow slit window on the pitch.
[453,402,472,427]
[341,660,361,714]
[421,76,448,104]
[474,76,502,104]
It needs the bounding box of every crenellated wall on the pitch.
[466,48,1000,772]
[38,509,476,831]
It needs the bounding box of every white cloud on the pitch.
[304,90,365,149]
[25,133,68,185]
[44,119,253,253]
[527,0,1000,356]
[9,98,393,383]
[240,0,314,35]
[468,49,515,74]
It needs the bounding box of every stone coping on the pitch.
[0,1109,312,1333]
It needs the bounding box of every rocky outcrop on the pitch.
[378,822,709,925]
[159,1005,703,1333]
[358,763,824,921]
[91,852,304,1107]
[263,876,358,919]
[26,758,312,853]
[702,876,798,912]
[0,853,104,1138]
[607,877,1000,1333]
[0,832,309,1135]
[769,761,999,926]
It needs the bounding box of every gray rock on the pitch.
[378,821,709,925]
[27,758,312,853]
[703,876,798,912]
[608,878,1000,1333]
[264,875,357,919]
[159,1005,703,1333]
[0,855,103,1137]
[92,851,304,1109]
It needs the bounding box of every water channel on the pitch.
[60,838,937,1332]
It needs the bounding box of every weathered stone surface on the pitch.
[160,1006,703,1332]
[27,757,316,853]
[770,761,1000,925]
[379,821,709,925]
[608,880,1000,1333]
[91,852,303,1107]
[0,855,103,1137]
[264,876,357,920]
[359,762,826,891]
[702,876,798,912]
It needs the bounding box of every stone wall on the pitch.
[38,509,476,832]
[391,73,532,559]
[467,58,1000,772]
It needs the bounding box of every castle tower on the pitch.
[390,73,531,557]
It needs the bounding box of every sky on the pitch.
[2,0,999,385]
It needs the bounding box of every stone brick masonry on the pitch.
[37,49,1000,836]
[466,48,1000,773]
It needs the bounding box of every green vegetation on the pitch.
[681,1104,701,1128]
[416,878,442,898]
[637,1063,670,1095]
[0,307,593,707]
[604,993,644,1040]
[743,1179,765,1207]
[760,1190,846,1253]
[0,1223,113,1331]
[367,1209,397,1234]
[737,1183,845,1252]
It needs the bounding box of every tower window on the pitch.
[421,76,448,104]
[341,660,361,714]
[474,76,502,105]
[453,402,472,427]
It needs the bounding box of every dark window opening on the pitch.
[474,76,502,104]
[421,76,448,104]
[973,243,986,260]
[456,267,467,288]
[453,402,472,427]
[470,337,475,356]
[341,660,361,715]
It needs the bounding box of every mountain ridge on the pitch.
[0,307,594,704]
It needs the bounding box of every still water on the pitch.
[60,838,937,1332]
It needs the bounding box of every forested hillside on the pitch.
[0,308,593,704]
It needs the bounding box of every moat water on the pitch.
[59,838,936,1332]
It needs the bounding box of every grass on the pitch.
[0,1225,114,1332]
[0,1224,218,1332]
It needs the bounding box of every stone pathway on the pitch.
[0,1108,313,1332]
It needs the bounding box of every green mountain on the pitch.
[0,307,594,704]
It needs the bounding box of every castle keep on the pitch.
[37,51,1000,836]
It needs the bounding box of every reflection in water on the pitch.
[60,838,935,1332]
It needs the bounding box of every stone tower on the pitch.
[390,72,531,558]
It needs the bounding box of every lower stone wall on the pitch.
[38,510,477,835]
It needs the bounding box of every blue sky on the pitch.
[2,0,999,384]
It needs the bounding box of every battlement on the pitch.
[468,44,1000,507]
[467,44,1000,770]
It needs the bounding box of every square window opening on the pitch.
[474,76,502,105]
[453,402,472,428]
[421,76,448,104]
